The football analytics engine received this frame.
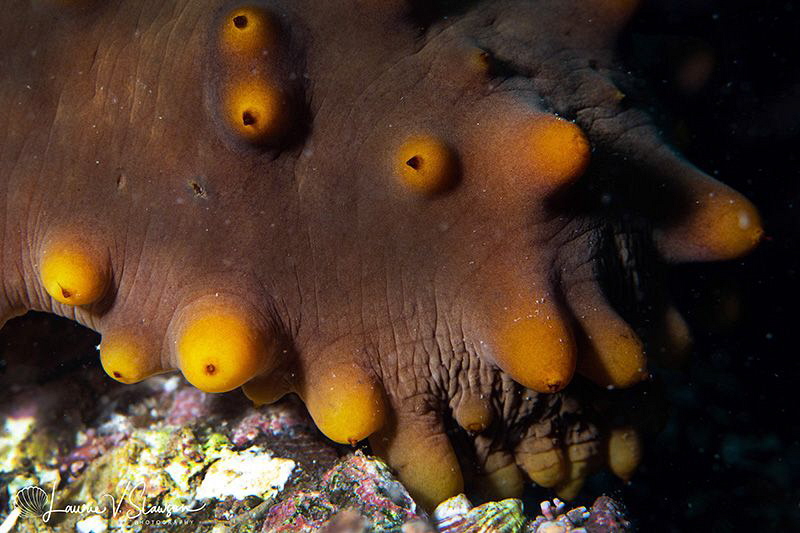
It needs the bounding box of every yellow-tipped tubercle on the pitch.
[479,453,524,500]
[302,364,386,445]
[454,395,493,432]
[516,446,567,488]
[555,440,599,500]
[370,415,464,510]
[396,135,459,195]
[100,333,160,384]
[242,373,289,407]
[607,426,642,482]
[218,6,280,56]
[495,308,576,393]
[40,240,109,306]
[697,194,763,259]
[223,80,288,144]
[524,117,590,189]
[656,180,763,262]
[176,302,274,393]
[577,314,648,388]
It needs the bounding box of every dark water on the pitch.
[605,1,800,530]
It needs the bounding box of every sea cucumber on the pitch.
[0,0,761,509]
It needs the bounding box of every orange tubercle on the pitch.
[175,300,275,393]
[657,187,763,261]
[242,372,289,407]
[222,80,289,145]
[607,426,642,482]
[599,0,641,26]
[554,444,595,500]
[301,364,387,445]
[516,447,567,488]
[370,416,464,510]
[523,116,590,189]
[453,394,493,432]
[395,135,459,195]
[100,333,161,384]
[493,305,577,393]
[699,194,764,258]
[39,238,109,306]
[576,311,648,388]
[478,454,525,499]
[655,306,693,367]
[466,46,492,75]
[218,6,280,57]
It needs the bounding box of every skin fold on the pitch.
[0,0,761,509]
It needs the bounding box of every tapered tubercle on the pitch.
[453,393,493,432]
[588,0,641,35]
[100,330,163,384]
[221,81,289,145]
[242,371,291,407]
[554,428,601,500]
[606,426,642,482]
[515,421,568,488]
[522,116,591,189]
[39,234,110,306]
[566,281,648,388]
[173,296,278,393]
[472,102,591,196]
[655,164,763,262]
[476,268,577,393]
[654,305,693,367]
[475,450,524,500]
[298,349,387,445]
[613,127,762,262]
[370,410,464,510]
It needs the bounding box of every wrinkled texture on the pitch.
[0,0,760,508]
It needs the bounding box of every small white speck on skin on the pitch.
[738,211,751,229]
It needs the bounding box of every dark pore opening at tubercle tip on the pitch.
[406,155,423,170]
[242,110,257,126]
[233,15,248,29]
[205,364,216,375]
[113,372,122,379]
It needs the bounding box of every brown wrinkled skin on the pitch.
[0,0,757,508]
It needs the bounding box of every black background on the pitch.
[605,1,799,530]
